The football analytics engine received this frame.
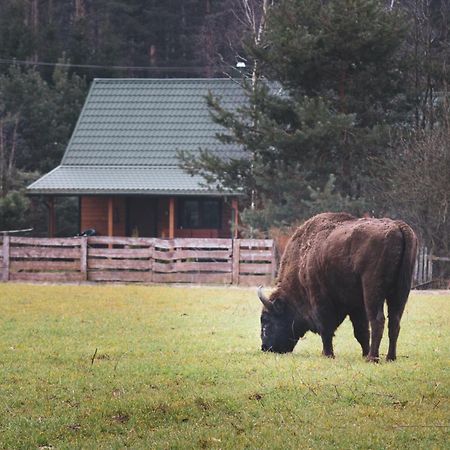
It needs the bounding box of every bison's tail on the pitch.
[394,221,418,302]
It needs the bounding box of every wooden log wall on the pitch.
[0,236,276,286]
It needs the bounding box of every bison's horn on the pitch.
[257,286,272,309]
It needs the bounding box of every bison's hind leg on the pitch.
[385,296,407,361]
[349,308,370,357]
[362,281,386,363]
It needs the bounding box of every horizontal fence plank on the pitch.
[88,248,151,259]
[153,249,231,261]
[10,247,81,259]
[153,261,232,274]
[10,237,81,247]
[9,272,83,282]
[88,236,155,246]
[10,260,80,271]
[239,239,273,248]
[88,259,150,270]
[239,263,272,274]
[153,272,232,284]
[239,250,272,261]
[431,256,450,262]
[238,274,272,286]
[154,238,232,250]
[88,270,152,283]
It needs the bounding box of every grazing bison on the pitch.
[258,212,417,362]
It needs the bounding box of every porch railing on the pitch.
[0,236,276,286]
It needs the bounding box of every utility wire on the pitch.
[0,57,216,72]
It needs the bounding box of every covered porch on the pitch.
[28,166,241,239]
[79,194,239,239]
[44,194,239,239]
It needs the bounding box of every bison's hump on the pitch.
[290,212,356,242]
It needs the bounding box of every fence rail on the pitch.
[0,236,276,286]
[1,237,445,288]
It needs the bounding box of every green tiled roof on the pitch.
[28,166,227,196]
[28,78,245,195]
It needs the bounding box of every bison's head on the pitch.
[258,287,305,353]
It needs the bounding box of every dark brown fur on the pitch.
[259,212,418,361]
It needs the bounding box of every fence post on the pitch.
[232,239,240,285]
[80,237,88,281]
[427,249,433,284]
[2,235,10,282]
[148,240,154,283]
[416,246,424,285]
[270,240,277,284]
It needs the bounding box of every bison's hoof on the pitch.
[322,352,335,359]
[386,355,396,362]
[366,355,380,363]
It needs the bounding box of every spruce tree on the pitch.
[180,0,410,231]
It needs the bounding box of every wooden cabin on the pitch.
[28,79,244,238]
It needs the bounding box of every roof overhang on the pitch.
[27,165,243,197]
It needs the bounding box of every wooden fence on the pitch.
[413,246,450,288]
[0,236,276,286]
[2,237,446,288]
[413,246,433,287]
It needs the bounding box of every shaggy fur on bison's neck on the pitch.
[272,212,356,326]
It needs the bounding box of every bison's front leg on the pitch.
[321,333,335,358]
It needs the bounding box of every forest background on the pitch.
[0,0,448,257]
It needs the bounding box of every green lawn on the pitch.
[0,284,448,449]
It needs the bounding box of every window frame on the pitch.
[177,197,222,230]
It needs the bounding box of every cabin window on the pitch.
[178,198,221,229]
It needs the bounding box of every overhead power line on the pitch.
[0,57,215,72]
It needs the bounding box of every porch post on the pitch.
[108,197,114,237]
[169,197,175,239]
[231,198,239,239]
[48,196,56,238]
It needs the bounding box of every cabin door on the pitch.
[127,197,158,237]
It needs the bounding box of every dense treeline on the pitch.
[0,0,241,79]
[0,0,244,234]
[0,0,449,262]
[181,0,449,258]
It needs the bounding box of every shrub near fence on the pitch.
[0,236,276,286]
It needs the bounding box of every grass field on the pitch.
[0,284,448,449]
